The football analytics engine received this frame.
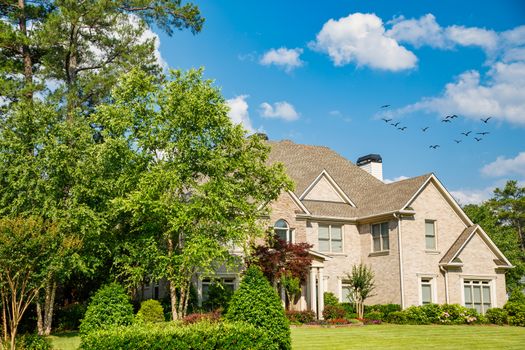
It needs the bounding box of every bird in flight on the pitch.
[398,127,407,131]
[441,119,451,123]
[382,118,392,123]
[474,137,482,142]
[477,132,490,136]
[481,117,492,123]
[380,104,391,108]
[454,140,462,143]
[461,131,472,136]
[429,145,440,149]
[391,122,400,127]
[421,127,429,132]
[449,114,458,119]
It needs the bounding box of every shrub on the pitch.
[285,310,316,324]
[16,334,52,350]
[225,266,291,350]
[327,318,349,325]
[439,304,474,325]
[203,281,233,312]
[504,302,525,327]
[182,310,221,325]
[420,304,442,323]
[79,282,134,335]
[386,311,407,324]
[340,302,354,315]
[80,321,275,350]
[136,299,165,323]
[403,306,431,325]
[322,305,346,320]
[55,303,87,331]
[363,310,383,323]
[507,290,525,304]
[324,292,340,307]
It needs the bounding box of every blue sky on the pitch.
[152,0,525,205]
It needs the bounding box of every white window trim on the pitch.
[197,274,238,307]
[417,274,438,305]
[425,219,438,251]
[460,275,497,309]
[274,219,294,243]
[317,223,344,253]
[371,222,390,252]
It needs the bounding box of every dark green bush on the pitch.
[17,333,52,350]
[365,304,401,321]
[323,292,340,307]
[420,304,442,323]
[225,266,290,350]
[507,290,525,304]
[322,305,346,320]
[80,321,275,350]
[363,310,382,322]
[285,310,316,324]
[505,302,525,327]
[55,303,87,331]
[387,311,407,324]
[203,281,234,312]
[403,306,431,324]
[79,282,134,335]
[136,299,165,323]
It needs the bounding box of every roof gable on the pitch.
[300,170,356,206]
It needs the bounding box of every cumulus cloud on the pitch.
[450,186,495,205]
[481,152,525,177]
[259,101,300,121]
[396,61,525,125]
[226,95,255,133]
[309,13,418,71]
[384,175,410,184]
[259,47,304,72]
[386,14,448,49]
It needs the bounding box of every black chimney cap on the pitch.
[254,132,269,140]
[356,154,382,166]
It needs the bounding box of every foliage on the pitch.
[323,292,340,307]
[79,321,275,350]
[420,304,443,323]
[385,304,483,325]
[343,264,376,319]
[366,304,401,319]
[225,266,291,350]
[16,333,52,350]
[322,305,347,321]
[507,289,525,304]
[285,310,316,324]
[363,311,383,323]
[135,300,165,324]
[55,303,87,331]
[386,311,407,324]
[485,308,508,325]
[504,302,525,327]
[282,274,302,310]
[182,311,222,325]
[202,281,233,312]
[402,306,431,325]
[79,283,134,336]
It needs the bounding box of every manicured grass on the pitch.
[48,332,80,350]
[291,324,525,350]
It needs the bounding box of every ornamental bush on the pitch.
[420,304,442,323]
[504,302,525,327]
[322,305,347,320]
[285,310,316,324]
[16,333,52,350]
[80,321,274,350]
[79,283,134,335]
[363,310,383,323]
[403,306,431,325]
[386,311,407,324]
[225,266,291,350]
[323,292,340,307]
[136,299,165,323]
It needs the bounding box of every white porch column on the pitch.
[309,268,317,318]
[317,268,324,320]
[280,284,286,308]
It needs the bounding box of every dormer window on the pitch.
[274,219,292,243]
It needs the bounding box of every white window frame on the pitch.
[340,279,352,303]
[425,220,437,250]
[371,222,390,252]
[198,274,237,306]
[418,274,437,305]
[461,277,494,314]
[317,223,343,253]
[274,219,294,243]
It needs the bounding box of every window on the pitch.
[202,277,235,302]
[464,280,491,314]
[425,220,436,250]
[318,224,343,253]
[341,281,352,303]
[371,222,389,252]
[274,219,292,242]
[421,278,433,305]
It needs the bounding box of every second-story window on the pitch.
[274,219,291,242]
[371,222,389,252]
[318,224,342,253]
[425,220,436,250]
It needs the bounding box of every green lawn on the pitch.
[49,325,525,350]
[291,324,525,350]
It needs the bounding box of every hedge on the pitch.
[80,321,274,350]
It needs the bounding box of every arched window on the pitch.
[274,219,291,242]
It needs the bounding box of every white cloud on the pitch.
[445,25,498,52]
[481,152,525,177]
[450,186,494,205]
[259,101,299,121]
[384,175,410,184]
[309,13,418,71]
[260,47,304,72]
[386,14,448,49]
[226,95,255,133]
[397,61,525,125]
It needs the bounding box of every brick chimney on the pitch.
[356,154,383,181]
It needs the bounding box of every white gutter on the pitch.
[439,265,449,304]
[295,209,416,223]
[394,213,405,309]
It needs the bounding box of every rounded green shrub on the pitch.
[387,311,407,324]
[364,310,383,322]
[403,306,431,325]
[285,310,316,324]
[323,292,340,307]
[17,334,52,350]
[136,299,165,323]
[225,266,291,350]
[322,305,347,320]
[420,304,442,323]
[79,282,134,335]
[505,302,525,327]
[507,290,525,304]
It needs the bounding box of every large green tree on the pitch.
[99,68,292,320]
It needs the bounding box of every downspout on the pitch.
[394,213,405,309]
[440,265,449,304]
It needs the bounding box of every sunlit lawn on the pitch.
[291,324,525,350]
[49,325,525,350]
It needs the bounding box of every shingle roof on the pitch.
[440,225,478,264]
[267,140,431,218]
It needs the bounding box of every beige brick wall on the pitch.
[303,176,345,202]
[265,192,308,244]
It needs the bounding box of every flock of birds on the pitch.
[378,105,492,150]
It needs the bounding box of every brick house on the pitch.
[259,139,512,319]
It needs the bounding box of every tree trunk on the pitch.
[169,282,178,321]
[43,281,57,335]
[36,298,43,336]
[17,0,33,100]
[177,282,186,320]
[1,292,8,344]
